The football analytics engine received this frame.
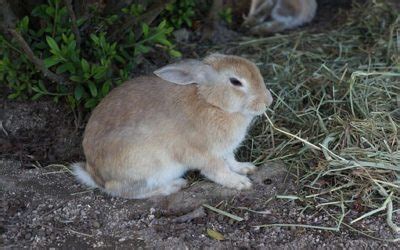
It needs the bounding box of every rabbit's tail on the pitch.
[71,162,98,188]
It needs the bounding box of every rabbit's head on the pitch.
[154,53,273,116]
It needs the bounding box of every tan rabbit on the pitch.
[243,0,317,35]
[72,54,273,199]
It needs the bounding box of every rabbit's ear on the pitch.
[154,59,217,85]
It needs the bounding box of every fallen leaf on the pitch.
[207,228,224,241]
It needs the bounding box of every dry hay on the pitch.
[212,0,400,240]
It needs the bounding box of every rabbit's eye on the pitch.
[229,77,243,87]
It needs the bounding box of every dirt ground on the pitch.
[2,93,400,249]
[2,1,400,248]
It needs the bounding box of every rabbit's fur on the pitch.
[73,54,273,199]
[243,0,317,34]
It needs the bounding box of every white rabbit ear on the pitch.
[154,59,217,85]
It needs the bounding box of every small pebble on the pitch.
[50,234,56,241]
[38,229,46,237]
[92,221,101,228]
[24,233,32,240]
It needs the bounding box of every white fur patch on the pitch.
[146,164,185,188]
[71,162,98,188]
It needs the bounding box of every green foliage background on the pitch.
[0,0,198,110]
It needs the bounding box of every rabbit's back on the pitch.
[85,77,194,137]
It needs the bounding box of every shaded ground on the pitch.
[2,1,400,248]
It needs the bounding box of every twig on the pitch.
[0,0,71,85]
[373,178,400,233]
[203,204,244,222]
[256,201,346,232]
[8,29,71,85]
[350,192,393,224]
[0,121,9,136]
[172,207,206,223]
[64,0,81,48]
[322,206,400,242]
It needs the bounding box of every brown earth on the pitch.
[1,96,399,249]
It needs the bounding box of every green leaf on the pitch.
[169,49,182,58]
[70,75,82,82]
[81,58,90,73]
[142,23,149,37]
[206,229,224,241]
[156,37,172,46]
[19,16,29,32]
[62,33,68,44]
[135,44,150,55]
[44,56,61,68]
[74,84,84,101]
[99,34,106,48]
[90,34,99,45]
[101,81,110,96]
[76,17,85,26]
[84,98,98,108]
[56,64,68,74]
[31,86,41,93]
[31,92,43,101]
[45,6,54,16]
[38,80,47,91]
[67,40,77,54]
[93,66,107,80]
[115,55,125,64]
[46,36,60,54]
[67,95,76,109]
[158,20,167,29]
[88,81,97,97]
[8,93,19,99]
[56,63,75,74]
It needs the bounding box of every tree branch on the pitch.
[0,0,71,85]
[8,29,72,85]
[64,0,81,49]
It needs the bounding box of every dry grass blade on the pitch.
[203,204,244,222]
[256,201,346,232]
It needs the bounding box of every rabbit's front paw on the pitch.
[220,172,252,190]
[229,162,256,175]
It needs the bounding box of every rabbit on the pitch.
[72,53,273,199]
[242,0,317,35]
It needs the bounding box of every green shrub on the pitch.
[164,0,196,28]
[219,7,233,25]
[0,0,181,110]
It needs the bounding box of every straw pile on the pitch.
[222,0,399,235]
